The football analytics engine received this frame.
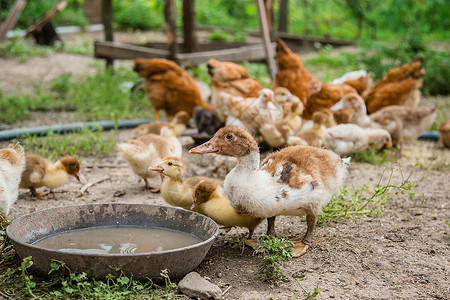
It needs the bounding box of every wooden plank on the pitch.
[25,1,67,36]
[256,0,276,79]
[177,43,275,66]
[0,0,26,42]
[164,0,177,60]
[94,40,169,60]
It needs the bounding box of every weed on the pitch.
[19,126,117,160]
[351,148,398,165]
[208,30,230,42]
[318,166,420,225]
[256,234,293,285]
[18,256,36,297]
[0,38,53,62]
[0,216,13,262]
[232,233,248,255]
[296,284,321,300]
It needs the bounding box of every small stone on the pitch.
[216,272,222,278]
[178,272,222,300]
[429,249,436,255]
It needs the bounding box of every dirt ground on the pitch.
[1,32,449,299]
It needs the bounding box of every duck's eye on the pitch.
[168,162,173,166]
[196,192,200,196]
[225,133,234,140]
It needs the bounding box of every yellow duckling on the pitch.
[191,180,263,239]
[20,154,81,199]
[148,157,211,210]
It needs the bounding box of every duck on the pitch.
[20,154,81,199]
[190,125,349,257]
[296,110,328,148]
[191,180,263,239]
[331,93,370,127]
[0,144,25,216]
[117,127,182,192]
[439,120,450,148]
[323,124,392,156]
[369,105,437,145]
[148,156,212,210]
[132,111,191,137]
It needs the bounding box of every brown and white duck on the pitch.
[0,144,25,215]
[20,154,81,199]
[190,125,349,257]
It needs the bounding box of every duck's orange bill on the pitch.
[148,164,164,172]
[189,140,220,154]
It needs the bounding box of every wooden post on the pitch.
[256,0,276,79]
[0,0,26,42]
[164,0,177,61]
[183,0,198,53]
[278,0,288,33]
[102,0,114,67]
[264,0,274,40]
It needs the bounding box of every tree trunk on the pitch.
[302,0,309,36]
[278,0,288,33]
[164,0,177,60]
[182,0,198,53]
[101,0,114,67]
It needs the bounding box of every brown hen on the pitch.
[133,58,215,120]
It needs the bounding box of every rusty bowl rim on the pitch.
[6,203,219,257]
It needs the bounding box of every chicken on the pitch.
[363,57,425,114]
[331,93,370,127]
[148,157,211,210]
[296,110,328,148]
[207,58,263,121]
[193,106,224,136]
[439,120,450,148]
[271,38,319,105]
[222,89,281,134]
[302,83,357,120]
[117,127,182,192]
[133,58,215,120]
[0,144,25,216]
[191,180,263,239]
[20,155,81,199]
[190,125,349,257]
[132,111,191,138]
[331,70,370,95]
[369,105,437,145]
[323,124,392,156]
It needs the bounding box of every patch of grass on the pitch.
[232,233,247,256]
[19,127,118,160]
[256,234,293,285]
[416,153,450,171]
[318,167,419,225]
[2,256,180,299]
[351,148,398,165]
[207,30,230,42]
[0,38,54,62]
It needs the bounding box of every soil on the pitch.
[1,32,449,299]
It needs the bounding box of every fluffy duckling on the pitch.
[191,180,263,239]
[132,111,190,137]
[369,105,437,145]
[274,87,301,107]
[0,144,25,216]
[117,127,182,192]
[331,93,370,127]
[296,110,328,148]
[323,124,392,156]
[148,156,212,210]
[439,120,450,148]
[283,101,304,134]
[20,155,81,199]
[190,125,349,257]
[259,120,307,148]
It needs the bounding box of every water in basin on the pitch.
[33,226,202,255]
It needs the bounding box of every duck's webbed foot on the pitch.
[292,214,317,257]
[143,178,160,193]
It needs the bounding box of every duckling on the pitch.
[274,87,301,107]
[190,125,349,257]
[191,180,263,239]
[282,101,304,134]
[259,121,307,148]
[132,111,190,138]
[369,105,437,145]
[0,144,25,216]
[117,127,182,192]
[439,120,450,148]
[331,93,370,127]
[296,110,327,148]
[20,154,81,199]
[323,124,392,156]
[148,156,212,210]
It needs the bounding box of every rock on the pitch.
[178,272,222,300]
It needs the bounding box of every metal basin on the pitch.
[7,203,219,280]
